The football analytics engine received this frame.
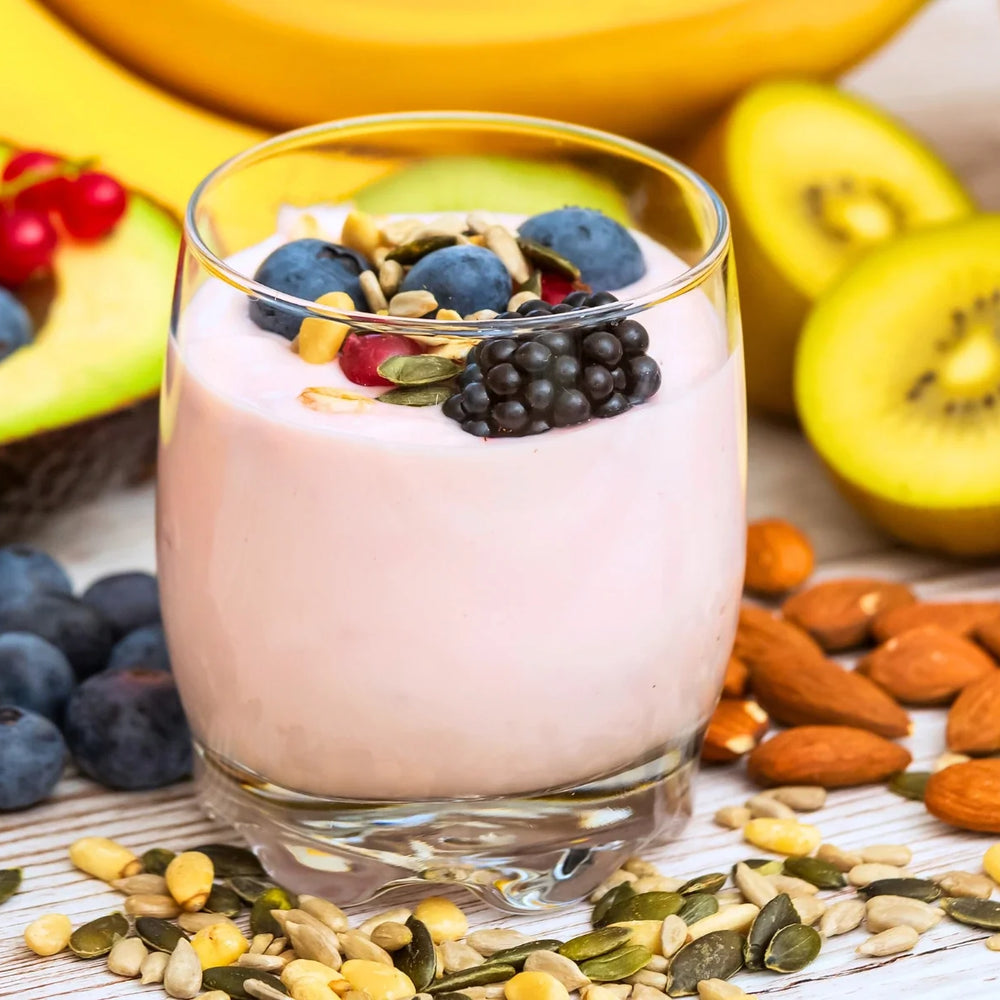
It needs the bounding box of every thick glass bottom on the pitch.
[194,730,703,912]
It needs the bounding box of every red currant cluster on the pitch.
[0,150,128,287]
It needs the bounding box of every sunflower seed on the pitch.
[630,985,667,1000]
[856,926,918,957]
[508,290,540,312]
[744,893,799,971]
[264,937,288,956]
[623,858,660,878]
[394,916,437,990]
[466,929,531,956]
[236,953,287,972]
[733,862,777,909]
[426,963,517,993]
[932,870,996,899]
[734,858,783,877]
[768,874,819,896]
[818,899,866,938]
[665,931,744,997]
[688,904,759,940]
[244,981,291,1000]
[380,219,423,247]
[791,896,826,926]
[371,921,413,952]
[987,934,1000,951]
[298,894,349,933]
[107,937,148,977]
[339,928,393,965]
[485,939,564,969]
[523,950,589,991]
[164,938,202,998]
[177,912,236,934]
[111,873,169,896]
[760,786,827,812]
[441,939,485,973]
[660,916,687,959]
[285,918,342,968]
[249,933,274,955]
[865,895,943,934]
[485,226,530,284]
[388,290,438,318]
[782,857,846,890]
[644,955,669,973]
[140,950,170,984]
[858,878,941,902]
[677,894,719,925]
[466,212,498,235]
[763,924,820,973]
[816,844,864,873]
[191,844,265,878]
[625,970,667,990]
[579,945,652,982]
[581,986,630,1000]
[934,751,971,772]
[848,864,908,887]
[559,926,633,962]
[69,912,129,959]
[745,794,796,820]
[125,893,182,919]
[859,845,913,867]
[713,807,751,831]
[632,876,685,894]
[941,896,1000,930]
[679,874,727,896]
[696,979,754,1000]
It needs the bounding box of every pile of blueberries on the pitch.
[0,545,189,812]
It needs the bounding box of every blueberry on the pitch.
[583,331,623,368]
[400,245,511,316]
[107,624,170,673]
[0,593,114,681]
[0,545,72,608]
[594,392,632,418]
[249,239,367,339]
[0,288,32,362]
[81,571,160,639]
[519,209,645,291]
[0,633,75,723]
[491,400,529,434]
[615,319,650,356]
[485,363,521,397]
[0,705,66,810]
[626,355,663,403]
[552,389,591,427]
[582,365,614,403]
[63,669,191,791]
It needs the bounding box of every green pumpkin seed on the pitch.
[763,923,821,973]
[579,944,653,982]
[517,269,543,297]
[387,235,456,264]
[783,856,846,890]
[744,893,799,971]
[228,875,276,903]
[889,770,930,801]
[427,963,517,993]
[136,915,187,953]
[142,848,175,876]
[559,925,633,962]
[665,931,744,997]
[677,893,719,925]
[377,355,462,387]
[0,868,22,905]
[517,238,581,281]
[394,916,436,991]
[486,939,564,970]
[251,886,297,936]
[202,966,289,997]
[678,873,727,896]
[601,891,684,926]
[69,912,129,959]
[377,385,456,407]
[734,858,784,877]
[859,878,942,902]
[191,843,265,878]
[941,896,1000,930]
[433,994,472,1000]
[592,882,636,927]
[204,883,243,917]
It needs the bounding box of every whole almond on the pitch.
[747,650,911,738]
[947,672,1000,754]
[977,617,1000,661]
[722,655,749,698]
[747,725,912,789]
[872,601,1000,642]
[701,699,769,763]
[733,604,825,668]
[857,625,996,705]
[925,759,1000,833]
[744,519,814,595]
[782,578,916,650]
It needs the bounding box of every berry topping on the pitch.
[339,332,423,386]
[81,571,160,639]
[0,705,67,810]
[0,545,72,607]
[107,623,171,673]
[540,271,578,305]
[0,287,32,360]
[60,171,128,240]
[249,239,368,339]
[400,244,511,316]
[2,150,71,214]
[0,633,75,723]
[0,209,58,287]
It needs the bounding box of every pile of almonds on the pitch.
[704,517,1000,833]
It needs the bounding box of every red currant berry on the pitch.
[541,272,576,305]
[2,150,71,214]
[0,209,58,286]
[60,171,128,239]
[339,333,422,386]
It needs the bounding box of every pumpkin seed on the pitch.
[69,912,129,959]
[762,924,821,973]
[251,887,297,936]
[579,945,652,982]
[204,883,243,917]
[486,939,564,970]
[136,915,187,953]
[386,235,457,264]
[559,926,633,962]
[678,873,727,896]
[0,867,21,905]
[142,848,176,876]
[191,844,265,878]
[592,882,636,927]
[377,385,455,407]
[228,876,276,903]
[733,859,783,877]
[377,355,461,386]
[516,239,581,281]
[782,856,846,890]
[888,771,930,802]
[517,270,543,297]
[744,893,798,971]
[202,966,289,997]
[426,963,517,993]
[941,896,1000,930]
[394,916,436,990]
[677,894,719,925]
[601,891,683,926]
[434,994,473,1000]
[664,931,744,997]
[858,878,942,902]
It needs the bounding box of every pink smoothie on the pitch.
[157,208,746,800]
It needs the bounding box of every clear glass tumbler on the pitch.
[157,112,746,911]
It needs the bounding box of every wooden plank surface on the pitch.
[2,0,1000,996]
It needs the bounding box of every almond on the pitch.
[947,671,1000,754]
[747,650,911,738]
[701,699,770,763]
[977,617,1000,661]
[781,578,916,650]
[925,759,1000,833]
[733,604,825,668]
[747,725,911,789]
[872,601,1000,642]
[722,655,749,698]
[856,626,996,705]
[744,519,814,595]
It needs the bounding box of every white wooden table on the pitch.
[2,1,1000,995]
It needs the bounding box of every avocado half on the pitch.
[0,141,180,539]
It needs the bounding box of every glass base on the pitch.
[194,732,702,913]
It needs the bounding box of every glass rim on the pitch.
[184,110,731,334]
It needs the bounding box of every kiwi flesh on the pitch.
[795,214,1000,556]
